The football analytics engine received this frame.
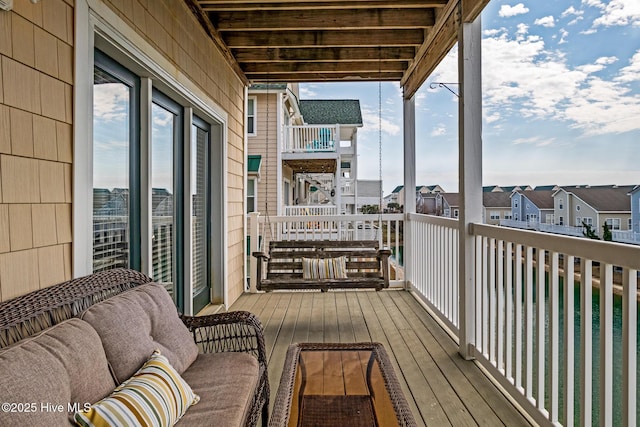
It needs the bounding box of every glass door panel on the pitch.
[192,122,211,313]
[92,64,132,272]
[151,102,177,304]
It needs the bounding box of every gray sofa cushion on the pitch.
[0,318,115,426]
[176,352,260,427]
[80,282,198,383]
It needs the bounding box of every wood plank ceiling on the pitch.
[186,0,489,98]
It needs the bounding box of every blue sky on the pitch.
[300,0,640,195]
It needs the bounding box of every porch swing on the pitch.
[252,80,391,292]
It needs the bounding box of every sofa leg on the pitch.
[262,404,269,427]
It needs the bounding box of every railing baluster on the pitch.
[489,238,497,364]
[497,239,505,371]
[505,241,513,381]
[525,245,534,402]
[549,251,560,424]
[536,248,546,413]
[515,243,523,392]
[581,259,593,427]
[564,254,575,427]
[599,263,613,427]
[622,268,637,427]
[482,236,489,357]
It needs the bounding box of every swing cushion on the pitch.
[302,256,348,279]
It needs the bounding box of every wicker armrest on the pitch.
[181,310,268,367]
[182,311,270,427]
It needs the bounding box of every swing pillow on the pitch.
[302,256,348,280]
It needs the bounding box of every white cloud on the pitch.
[588,0,640,27]
[485,112,501,123]
[516,23,529,35]
[361,107,401,136]
[499,4,530,18]
[558,29,569,44]
[534,16,556,27]
[430,124,447,137]
[615,50,640,82]
[514,136,557,146]
[480,29,640,136]
[561,6,583,18]
[299,85,318,97]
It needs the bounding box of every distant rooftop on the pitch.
[299,100,363,126]
[249,83,287,91]
[560,185,635,211]
[483,192,511,208]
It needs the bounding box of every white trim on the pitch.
[74,0,232,308]
[73,1,94,277]
[276,93,283,215]
[183,107,194,316]
[140,77,153,277]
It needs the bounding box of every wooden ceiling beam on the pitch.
[234,47,416,62]
[223,29,425,48]
[242,61,408,74]
[402,0,459,98]
[212,9,435,31]
[201,1,447,11]
[247,72,404,82]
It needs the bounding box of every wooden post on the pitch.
[403,95,416,290]
[458,14,482,360]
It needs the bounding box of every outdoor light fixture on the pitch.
[0,0,39,11]
[0,0,13,11]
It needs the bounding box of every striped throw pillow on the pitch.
[74,350,199,427]
[302,256,348,279]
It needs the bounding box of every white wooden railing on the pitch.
[407,213,460,333]
[283,125,339,153]
[469,224,638,427]
[246,211,639,426]
[341,178,355,195]
[283,205,337,216]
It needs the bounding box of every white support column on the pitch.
[403,95,416,289]
[335,158,342,213]
[458,15,483,360]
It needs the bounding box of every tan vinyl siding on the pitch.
[0,0,73,301]
[248,92,279,218]
[1,0,248,305]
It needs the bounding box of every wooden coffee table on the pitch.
[269,342,417,427]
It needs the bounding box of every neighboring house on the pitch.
[417,185,445,215]
[509,189,554,224]
[483,192,512,225]
[439,193,460,219]
[629,186,640,233]
[247,86,377,215]
[553,185,634,232]
[483,185,532,192]
[387,185,405,208]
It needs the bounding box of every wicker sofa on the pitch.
[0,269,269,427]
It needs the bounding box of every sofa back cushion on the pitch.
[80,283,198,384]
[0,318,116,426]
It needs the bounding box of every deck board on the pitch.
[229,289,531,427]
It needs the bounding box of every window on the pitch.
[583,217,593,226]
[247,178,257,213]
[504,213,512,220]
[514,199,519,208]
[558,199,564,209]
[453,209,459,218]
[576,216,581,226]
[90,49,224,314]
[490,211,500,220]
[628,218,632,230]
[559,216,564,225]
[545,214,554,223]
[605,218,621,230]
[93,51,140,273]
[247,97,256,136]
[576,205,581,211]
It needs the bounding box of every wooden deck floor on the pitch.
[229,290,532,427]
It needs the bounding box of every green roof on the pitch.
[391,185,404,193]
[247,155,262,173]
[299,100,363,125]
[249,83,287,91]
